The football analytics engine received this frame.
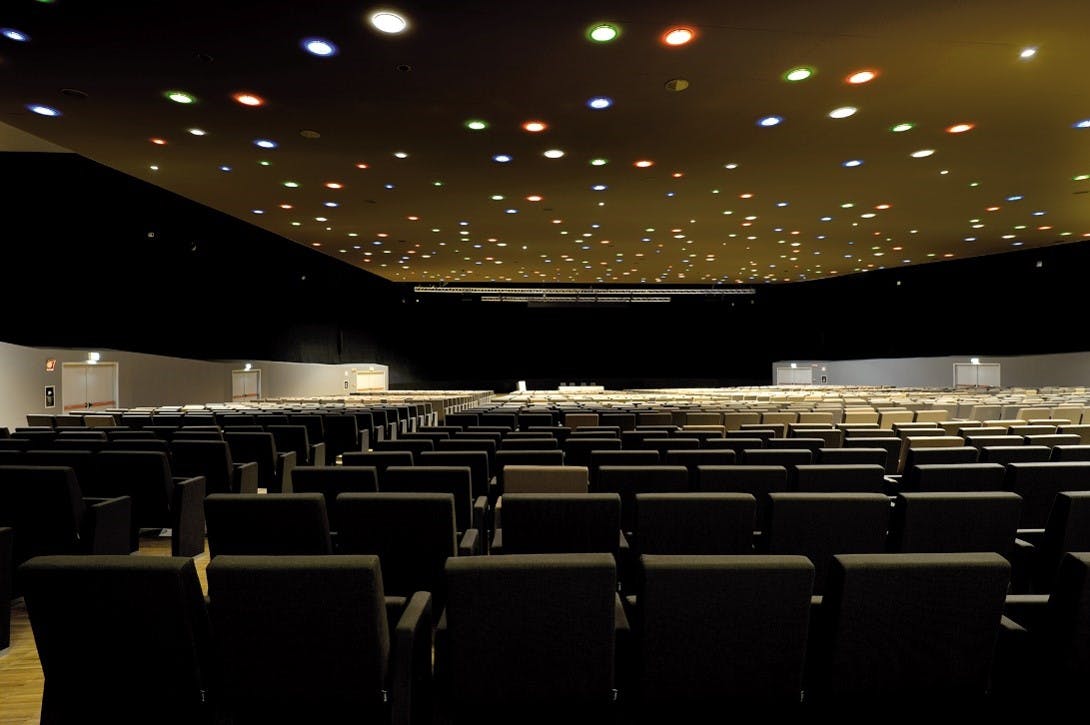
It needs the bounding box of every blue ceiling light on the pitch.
[757,115,783,127]
[27,104,61,117]
[492,153,512,163]
[1,28,29,42]
[301,37,338,56]
[587,96,613,110]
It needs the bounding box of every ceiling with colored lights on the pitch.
[1,0,1089,285]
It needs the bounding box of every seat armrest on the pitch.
[80,496,133,554]
[490,529,503,554]
[275,451,297,494]
[171,476,206,557]
[1004,594,1050,631]
[882,474,901,495]
[614,592,632,705]
[1010,538,1036,593]
[458,528,480,556]
[308,442,327,467]
[360,429,371,453]
[1016,529,1046,547]
[232,462,259,494]
[473,495,487,533]
[391,591,433,725]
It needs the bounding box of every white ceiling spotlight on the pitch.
[369,9,409,34]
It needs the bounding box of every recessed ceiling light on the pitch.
[187,128,207,136]
[2,28,29,41]
[302,38,338,56]
[324,202,338,208]
[279,204,293,209]
[890,122,915,133]
[356,162,369,169]
[842,159,863,167]
[325,182,344,189]
[1074,174,1090,181]
[724,162,739,170]
[1019,47,1037,59]
[165,91,196,104]
[254,139,278,149]
[543,149,565,159]
[910,149,935,158]
[149,165,159,171]
[393,151,408,158]
[662,27,695,46]
[505,208,518,214]
[1073,120,1090,129]
[587,23,619,42]
[634,160,654,168]
[251,209,265,215]
[526,195,543,202]
[283,181,300,188]
[757,115,783,127]
[828,106,858,119]
[1006,195,1023,201]
[592,184,608,191]
[150,137,167,145]
[369,10,408,34]
[219,165,232,172]
[783,66,814,82]
[946,122,975,134]
[492,154,512,163]
[587,96,613,110]
[522,120,547,133]
[233,92,265,107]
[846,70,877,84]
[465,119,488,131]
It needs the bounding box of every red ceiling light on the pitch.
[662,27,695,46]
[521,120,547,133]
[672,172,684,178]
[846,69,877,84]
[232,92,265,107]
[149,137,167,145]
[946,122,975,134]
[634,160,654,168]
[325,181,344,189]
[355,162,369,169]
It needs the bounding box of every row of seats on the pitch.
[17,550,1090,721]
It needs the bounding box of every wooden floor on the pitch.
[0,536,211,724]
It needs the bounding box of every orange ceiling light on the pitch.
[232,92,265,107]
[846,69,877,84]
[662,27,695,46]
[946,122,975,134]
[521,120,547,133]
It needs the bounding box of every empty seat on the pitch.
[563,437,621,467]
[588,450,660,486]
[979,445,1052,465]
[503,465,589,494]
[703,437,765,455]
[1050,445,1090,462]
[816,447,888,467]
[1004,462,1090,530]
[290,467,379,530]
[900,463,1007,493]
[630,555,813,713]
[595,466,689,533]
[790,429,844,448]
[889,492,1022,555]
[663,450,736,485]
[224,432,296,493]
[342,450,415,484]
[207,554,431,724]
[793,464,886,493]
[742,449,813,467]
[843,438,902,473]
[204,493,332,557]
[965,434,1026,449]
[493,493,622,556]
[1025,434,1082,448]
[808,553,1010,704]
[20,555,216,724]
[722,412,761,430]
[495,450,565,493]
[323,414,362,464]
[382,465,480,534]
[633,494,755,555]
[266,424,326,467]
[697,465,789,523]
[438,553,624,724]
[418,450,491,501]
[171,440,258,495]
[499,437,558,450]
[768,437,825,452]
[904,446,980,468]
[564,413,599,430]
[372,438,435,462]
[764,493,890,594]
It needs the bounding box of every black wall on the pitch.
[3,152,1087,392]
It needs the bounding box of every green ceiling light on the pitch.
[589,157,608,166]
[783,66,814,82]
[1074,174,1090,181]
[165,90,196,104]
[465,119,488,131]
[587,23,619,42]
[890,122,915,133]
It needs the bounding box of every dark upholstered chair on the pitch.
[594,466,689,533]
[816,447,888,467]
[1005,462,1090,530]
[0,465,131,576]
[900,463,1006,493]
[373,438,435,462]
[633,493,755,555]
[1018,491,1090,592]
[418,450,490,501]
[83,451,206,556]
[764,493,890,595]
[204,493,332,558]
[336,492,478,608]
[438,553,625,724]
[662,450,736,486]
[382,466,482,534]
[696,465,788,524]
[808,553,1011,704]
[267,424,326,467]
[742,449,813,467]
[629,554,813,715]
[20,555,216,724]
[792,464,886,493]
[291,467,379,531]
[889,492,1022,556]
[323,414,362,464]
[979,445,1051,465]
[224,432,296,493]
[171,440,258,495]
[492,493,623,557]
[207,555,432,725]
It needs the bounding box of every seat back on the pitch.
[0,466,85,566]
[901,463,1007,493]
[290,467,379,530]
[21,555,212,724]
[765,493,890,594]
[442,553,617,715]
[503,465,589,494]
[501,493,621,555]
[171,440,235,495]
[742,449,813,467]
[341,451,414,483]
[636,555,813,706]
[204,493,332,557]
[86,451,173,529]
[418,450,490,499]
[1005,462,1090,529]
[206,555,392,721]
[595,466,689,532]
[382,466,475,532]
[890,492,1021,555]
[634,493,755,555]
[224,432,281,490]
[696,465,788,523]
[266,425,314,466]
[813,553,1010,702]
[793,464,886,493]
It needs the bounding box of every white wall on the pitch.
[774,350,1090,388]
[0,340,387,431]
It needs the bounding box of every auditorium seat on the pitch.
[20,555,217,724]
[900,463,1007,493]
[807,553,1010,704]
[722,412,761,430]
[742,449,813,467]
[266,424,326,467]
[889,492,1021,556]
[1005,462,1090,531]
[290,467,379,531]
[792,464,886,493]
[588,450,660,486]
[171,440,258,495]
[342,451,415,485]
[207,554,431,724]
[663,450,736,486]
[499,436,558,450]
[696,465,789,523]
[816,447,888,467]
[418,450,491,501]
[842,437,901,474]
[1050,445,1090,461]
[205,493,332,557]
[564,412,599,430]
[502,464,589,495]
[382,466,482,534]
[632,494,755,556]
[323,414,363,464]
[628,554,813,716]
[764,493,889,594]
[492,493,623,557]
[703,437,765,455]
[437,553,624,724]
[1025,434,1082,448]
[595,466,690,533]
[979,445,1051,465]
[494,450,565,494]
[1015,491,1090,592]
[372,438,435,462]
